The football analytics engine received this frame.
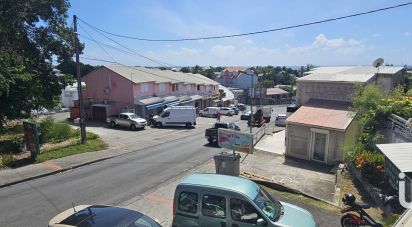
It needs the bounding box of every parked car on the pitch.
[228,106,239,115]
[275,114,287,126]
[205,122,240,144]
[199,107,220,118]
[49,205,161,227]
[236,103,247,111]
[153,106,196,128]
[172,173,316,227]
[240,110,252,120]
[106,113,147,130]
[219,107,235,116]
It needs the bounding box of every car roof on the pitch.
[179,173,259,200]
[58,205,144,227]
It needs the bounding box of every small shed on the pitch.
[376,143,412,201]
[285,99,356,165]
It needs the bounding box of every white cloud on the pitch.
[404,32,411,36]
[242,39,254,45]
[209,45,236,57]
[180,47,200,56]
[288,34,364,56]
[372,33,380,38]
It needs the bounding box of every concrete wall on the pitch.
[82,67,134,116]
[376,72,403,94]
[296,81,357,106]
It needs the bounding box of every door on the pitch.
[311,131,328,163]
[92,106,107,122]
[200,193,228,227]
[228,198,267,227]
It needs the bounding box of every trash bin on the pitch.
[213,152,241,176]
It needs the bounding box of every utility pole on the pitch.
[73,15,86,144]
[250,71,253,134]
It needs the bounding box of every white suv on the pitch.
[219,107,235,116]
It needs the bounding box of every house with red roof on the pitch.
[216,67,258,89]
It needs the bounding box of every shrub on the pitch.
[39,117,76,143]
[0,153,14,167]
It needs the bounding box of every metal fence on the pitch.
[387,114,412,141]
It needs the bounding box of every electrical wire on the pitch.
[77,2,412,42]
[78,23,117,63]
[78,34,135,55]
[78,20,176,67]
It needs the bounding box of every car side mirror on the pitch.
[257,218,267,226]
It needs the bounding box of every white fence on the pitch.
[252,121,277,145]
[387,114,412,141]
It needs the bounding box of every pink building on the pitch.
[82,65,221,121]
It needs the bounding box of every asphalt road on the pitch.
[0,132,221,227]
[0,105,289,226]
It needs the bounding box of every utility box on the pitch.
[213,152,241,176]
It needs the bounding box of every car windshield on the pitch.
[253,187,282,221]
[128,114,142,119]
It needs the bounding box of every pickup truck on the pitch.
[106,113,147,130]
[205,122,240,144]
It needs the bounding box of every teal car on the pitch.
[172,173,317,227]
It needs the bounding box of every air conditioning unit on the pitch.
[103,99,108,105]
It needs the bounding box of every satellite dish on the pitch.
[373,58,384,68]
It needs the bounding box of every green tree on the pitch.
[56,60,97,78]
[0,0,74,125]
[180,67,190,73]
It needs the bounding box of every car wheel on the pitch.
[185,122,192,128]
[208,138,214,144]
[156,122,163,128]
[130,124,136,130]
[110,121,116,128]
[228,113,232,116]
[199,113,203,117]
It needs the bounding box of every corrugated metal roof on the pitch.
[266,87,288,95]
[299,66,403,83]
[376,143,412,173]
[104,65,219,85]
[298,73,375,83]
[287,99,354,131]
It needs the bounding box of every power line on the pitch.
[78,20,176,67]
[77,2,412,42]
[78,34,135,55]
[78,23,117,63]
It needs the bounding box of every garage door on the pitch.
[92,106,107,122]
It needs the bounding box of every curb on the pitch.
[0,131,205,189]
[250,178,341,208]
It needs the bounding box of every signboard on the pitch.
[23,121,40,161]
[218,128,253,154]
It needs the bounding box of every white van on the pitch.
[199,107,219,118]
[153,106,196,128]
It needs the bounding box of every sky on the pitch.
[69,0,412,67]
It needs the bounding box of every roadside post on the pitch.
[215,128,253,176]
[23,120,40,161]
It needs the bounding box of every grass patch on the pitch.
[261,185,340,214]
[36,138,107,163]
[382,213,400,227]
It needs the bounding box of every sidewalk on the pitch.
[254,129,285,155]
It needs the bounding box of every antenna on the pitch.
[72,202,76,212]
[373,58,384,74]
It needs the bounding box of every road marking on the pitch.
[42,161,62,171]
[144,194,173,206]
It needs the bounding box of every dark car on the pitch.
[205,122,240,144]
[240,110,252,120]
[49,205,161,227]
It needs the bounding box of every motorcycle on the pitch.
[340,194,383,227]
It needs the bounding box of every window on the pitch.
[178,192,198,213]
[140,83,149,93]
[159,83,166,92]
[197,85,200,91]
[161,111,170,118]
[202,195,226,218]
[230,198,262,224]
